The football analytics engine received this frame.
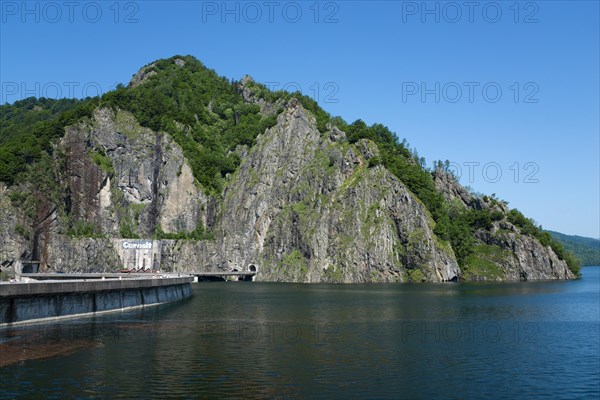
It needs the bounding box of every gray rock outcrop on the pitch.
[64,107,210,236]
[216,99,459,282]
[476,222,574,280]
[0,185,29,275]
[433,169,574,280]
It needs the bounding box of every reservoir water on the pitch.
[1,267,598,399]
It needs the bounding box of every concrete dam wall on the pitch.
[0,276,193,326]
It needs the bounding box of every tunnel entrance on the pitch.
[197,276,226,282]
[21,262,39,274]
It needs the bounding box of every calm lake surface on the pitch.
[1,267,599,399]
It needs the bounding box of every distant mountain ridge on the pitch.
[548,231,600,266]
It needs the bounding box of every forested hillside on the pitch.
[548,231,600,266]
[0,55,581,280]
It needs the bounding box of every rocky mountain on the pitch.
[0,56,579,282]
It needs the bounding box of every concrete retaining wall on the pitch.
[0,277,193,326]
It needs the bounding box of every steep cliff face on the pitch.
[218,99,458,282]
[0,106,213,274]
[0,185,29,275]
[60,125,118,236]
[474,222,574,280]
[62,107,211,237]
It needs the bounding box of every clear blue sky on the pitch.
[1,0,598,238]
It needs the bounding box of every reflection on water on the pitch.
[1,267,598,399]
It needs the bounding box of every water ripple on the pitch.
[1,267,598,399]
